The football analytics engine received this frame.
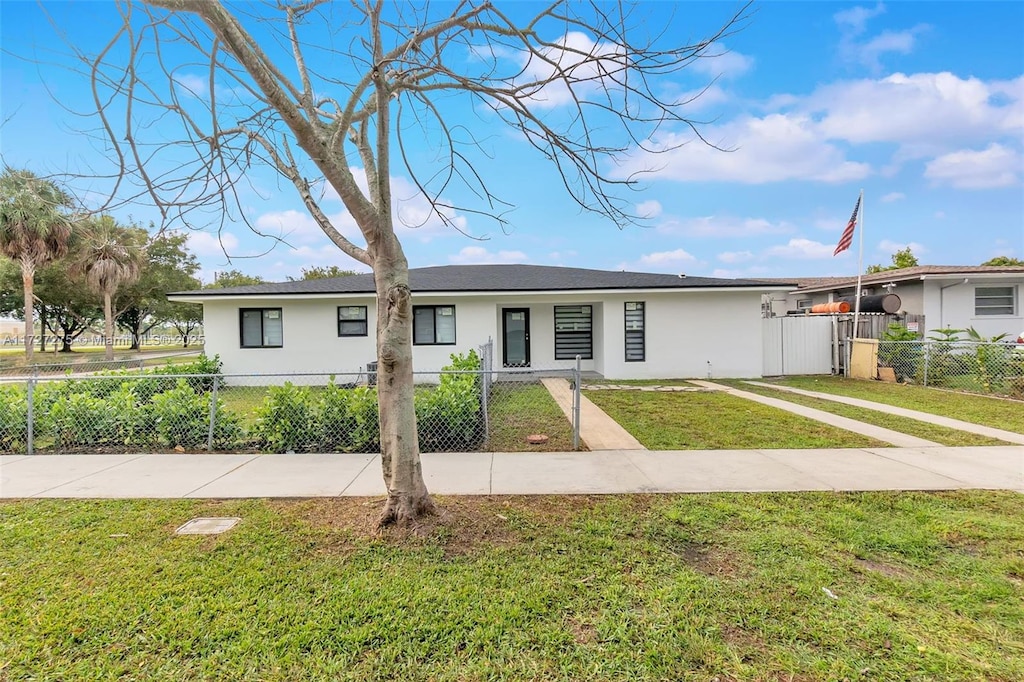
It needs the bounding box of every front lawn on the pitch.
[3,493,1022,680]
[722,381,1010,447]
[769,376,1024,434]
[585,389,887,449]
[486,382,579,451]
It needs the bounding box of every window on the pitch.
[797,299,813,310]
[413,305,456,345]
[554,305,592,360]
[337,306,368,337]
[975,286,1017,316]
[240,308,283,348]
[625,302,645,362]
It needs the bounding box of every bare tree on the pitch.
[65,0,748,524]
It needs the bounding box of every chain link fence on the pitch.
[0,361,583,456]
[0,351,201,378]
[877,339,1024,397]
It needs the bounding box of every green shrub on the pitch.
[46,391,126,448]
[151,379,240,450]
[318,382,379,452]
[0,384,28,453]
[251,383,317,452]
[416,350,483,452]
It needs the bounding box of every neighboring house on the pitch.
[0,317,20,341]
[761,265,1024,338]
[168,264,792,380]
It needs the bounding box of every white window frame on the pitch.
[974,286,1017,316]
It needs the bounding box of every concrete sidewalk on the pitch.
[2,447,1021,498]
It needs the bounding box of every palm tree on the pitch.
[0,168,74,363]
[74,216,146,360]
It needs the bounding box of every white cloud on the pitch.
[618,113,871,184]
[638,249,698,266]
[811,73,1022,150]
[764,238,838,260]
[881,192,905,202]
[448,246,528,265]
[834,3,886,35]
[690,42,754,79]
[717,250,754,264]
[635,200,663,219]
[655,215,795,238]
[187,231,240,257]
[924,144,1022,189]
[620,71,1021,187]
[507,31,631,110]
[934,210,946,219]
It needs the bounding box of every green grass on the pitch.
[487,382,578,451]
[585,389,887,449]
[768,376,1024,435]
[720,380,1010,447]
[2,493,1022,680]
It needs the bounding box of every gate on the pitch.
[762,316,835,376]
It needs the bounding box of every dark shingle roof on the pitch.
[171,264,790,297]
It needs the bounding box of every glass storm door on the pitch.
[503,308,530,367]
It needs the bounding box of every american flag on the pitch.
[833,195,862,256]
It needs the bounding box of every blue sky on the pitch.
[2,1,1022,284]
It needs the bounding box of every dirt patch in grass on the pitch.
[852,557,910,579]
[272,495,624,556]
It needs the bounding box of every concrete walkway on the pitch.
[743,380,1024,445]
[541,378,646,450]
[2,448,1021,498]
[691,380,943,448]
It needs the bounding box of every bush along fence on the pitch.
[877,326,1024,397]
[0,352,585,455]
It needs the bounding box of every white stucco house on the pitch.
[168,264,792,380]
[762,265,1024,339]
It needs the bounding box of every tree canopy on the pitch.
[866,247,919,274]
[981,256,1024,266]
[288,265,361,281]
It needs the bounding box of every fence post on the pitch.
[573,355,581,451]
[922,342,930,387]
[207,375,220,451]
[26,378,35,455]
[843,338,852,378]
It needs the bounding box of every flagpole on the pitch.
[852,189,865,340]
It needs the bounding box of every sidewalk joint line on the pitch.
[29,454,147,497]
[183,454,262,497]
[338,455,378,496]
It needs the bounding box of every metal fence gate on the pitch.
[762,316,835,376]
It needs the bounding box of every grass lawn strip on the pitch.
[719,381,1010,447]
[774,376,1024,435]
[584,389,887,450]
[2,493,1022,681]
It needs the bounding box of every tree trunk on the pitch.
[39,304,47,353]
[104,292,114,360]
[374,249,434,527]
[20,261,35,364]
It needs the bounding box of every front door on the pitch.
[503,308,530,367]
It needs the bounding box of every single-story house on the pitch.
[761,265,1024,339]
[168,264,792,380]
